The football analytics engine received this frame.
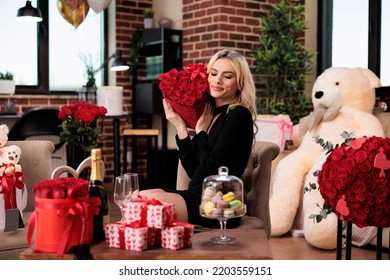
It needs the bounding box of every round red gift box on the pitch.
[33,195,93,254]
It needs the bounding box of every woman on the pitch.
[141,49,257,228]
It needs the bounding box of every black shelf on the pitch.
[133,28,183,150]
[131,28,183,187]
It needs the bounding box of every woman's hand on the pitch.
[195,102,213,134]
[162,99,188,139]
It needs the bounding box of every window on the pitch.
[332,0,369,69]
[381,1,390,85]
[0,0,106,94]
[319,0,389,85]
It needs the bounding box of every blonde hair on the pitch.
[207,49,258,135]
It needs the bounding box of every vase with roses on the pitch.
[58,102,107,170]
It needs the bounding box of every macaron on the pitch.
[223,191,235,202]
[229,200,242,210]
[211,194,222,203]
[223,209,235,218]
[204,186,216,197]
[201,194,212,202]
[203,201,215,215]
[216,191,224,197]
[235,206,245,216]
[212,209,223,217]
[216,200,229,209]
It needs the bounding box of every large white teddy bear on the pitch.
[269,67,385,248]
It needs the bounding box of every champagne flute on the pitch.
[113,176,127,222]
[124,173,139,201]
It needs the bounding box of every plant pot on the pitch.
[78,86,96,104]
[0,80,15,95]
[144,18,154,29]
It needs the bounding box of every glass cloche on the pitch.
[199,166,246,244]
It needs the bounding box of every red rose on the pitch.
[351,180,367,194]
[333,177,346,190]
[320,180,338,199]
[354,150,367,163]
[329,147,345,161]
[33,177,89,199]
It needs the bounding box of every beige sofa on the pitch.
[0,140,54,260]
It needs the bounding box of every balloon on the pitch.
[88,0,112,14]
[57,0,90,28]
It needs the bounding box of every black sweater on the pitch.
[170,104,253,226]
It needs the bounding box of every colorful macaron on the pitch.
[216,200,229,209]
[203,201,215,215]
[222,191,235,202]
[212,209,223,217]
[223,209,235,218]
[229,200,242,210]
[211,194,222,203]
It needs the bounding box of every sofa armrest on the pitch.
[242,141,280,239]
[6,140,55,212]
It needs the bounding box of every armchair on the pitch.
[176,141,280,239]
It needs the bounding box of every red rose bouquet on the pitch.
[317,135,390,228]
[33,177,90,199]
[59,102,107,152]
[159,63,210,129]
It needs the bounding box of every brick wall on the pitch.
[182,0,265,68]
[182,0,305,78]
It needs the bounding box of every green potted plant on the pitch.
[143,8,155,29]
[252,0,315,124]
[0,70,15,95]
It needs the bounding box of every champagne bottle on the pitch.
[89,148,109,243]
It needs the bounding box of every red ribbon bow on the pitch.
[132,195,177,225]
[0,163,25,209]
[184,63,207,81]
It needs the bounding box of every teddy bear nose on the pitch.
[315,91,324,99]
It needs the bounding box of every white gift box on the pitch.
[124,226,149,252]
[105,222,126,249]
[255,115,293,150]
[123,201,147,226]
[146,203,175,229]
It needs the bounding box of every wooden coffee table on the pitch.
[20,229,273,260]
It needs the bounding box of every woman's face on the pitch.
[208,58,239,106]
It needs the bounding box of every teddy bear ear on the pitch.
[354,67,381,89]
[0,124,9,135]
